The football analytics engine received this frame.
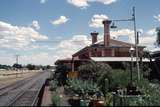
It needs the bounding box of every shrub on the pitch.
[67,78,99,97]
[55,64,71,86]
[50,80,58,91]
[78,61,112,82]
[104,92,113,106]
[135,78,160,106]
[103,71,160,106]
[51,93,61,106]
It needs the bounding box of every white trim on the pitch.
[91,57,150,62]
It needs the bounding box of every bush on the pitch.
[78,61,112,95]
[110,69,137,89]
[50,80,58,91]
[67,78,99,96]
[104,92,113,106]
[103,70,160,106]
[78,61,112,82]
[51,93,61,106]
[135,78,160,106]
[55,64,71,86]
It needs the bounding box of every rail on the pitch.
[7,72,48,106]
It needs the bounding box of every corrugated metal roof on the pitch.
[91,57,150,62]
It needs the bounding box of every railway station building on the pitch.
[55,20,147,71]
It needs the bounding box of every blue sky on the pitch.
[0,0,160,65]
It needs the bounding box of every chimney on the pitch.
[91,31,98,44]
[103,20,112,47]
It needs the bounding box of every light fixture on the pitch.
[110,22,117,29]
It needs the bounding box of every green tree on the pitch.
[78,61,112,82]
[0,64,11,70]
[55,64,71,85]
[26,64,36,70]
[46,65,51,69]
[12,63,22,69]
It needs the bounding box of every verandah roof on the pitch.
[91,57,150,62]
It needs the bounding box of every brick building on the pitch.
[55,20,146,71]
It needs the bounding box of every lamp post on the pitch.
[129,46,135,83]
[110,6,140,81]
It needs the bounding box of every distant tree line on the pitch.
[0,64,11,70]
[0,63,52,70]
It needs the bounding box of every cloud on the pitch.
[20,52,54,65]
[110,28,157,48]
[40,0,47,4]
[0,55,15,65]
[31,20,40,30]
[154,14,160,21]
[0,52,55,65]
[0,21,48,50]
[67,0,89,9]
[139,29,156,48]
[146,28,156,35]
[97,28,156,48]
[11,35,91,65]
[0,28,157,65]
[93,0,117,5]
[89,14,109,28]
[67,0,117,8]
[53,35,91,60]
[51,16,69,25]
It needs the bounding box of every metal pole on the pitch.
[132,7,140,81]
[71,57,74,72]
[16,55,19,64]
[131,52,133,83]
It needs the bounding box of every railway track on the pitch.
[0,71,49,106]
[0,73,40,96]
[8,78,46,106]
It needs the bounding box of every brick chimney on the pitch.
[91,31,98,44]
[103,20,112,47]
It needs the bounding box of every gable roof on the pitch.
[93,39,135,47]
[72,39,145,57]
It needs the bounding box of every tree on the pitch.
[0,64,11,70]
[156,27,160,46]
[46,65,51,69]
[26,64,36,70]
[55,64,71,85]
[78,61,112,82]
[12,63,22,69]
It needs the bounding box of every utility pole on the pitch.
[15,54,20,77]
[132,7,140,81]
[16,54,19,64]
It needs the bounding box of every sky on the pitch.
[0,0,160,65]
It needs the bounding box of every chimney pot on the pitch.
[91,31,98,44]
[103,20,112,47]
